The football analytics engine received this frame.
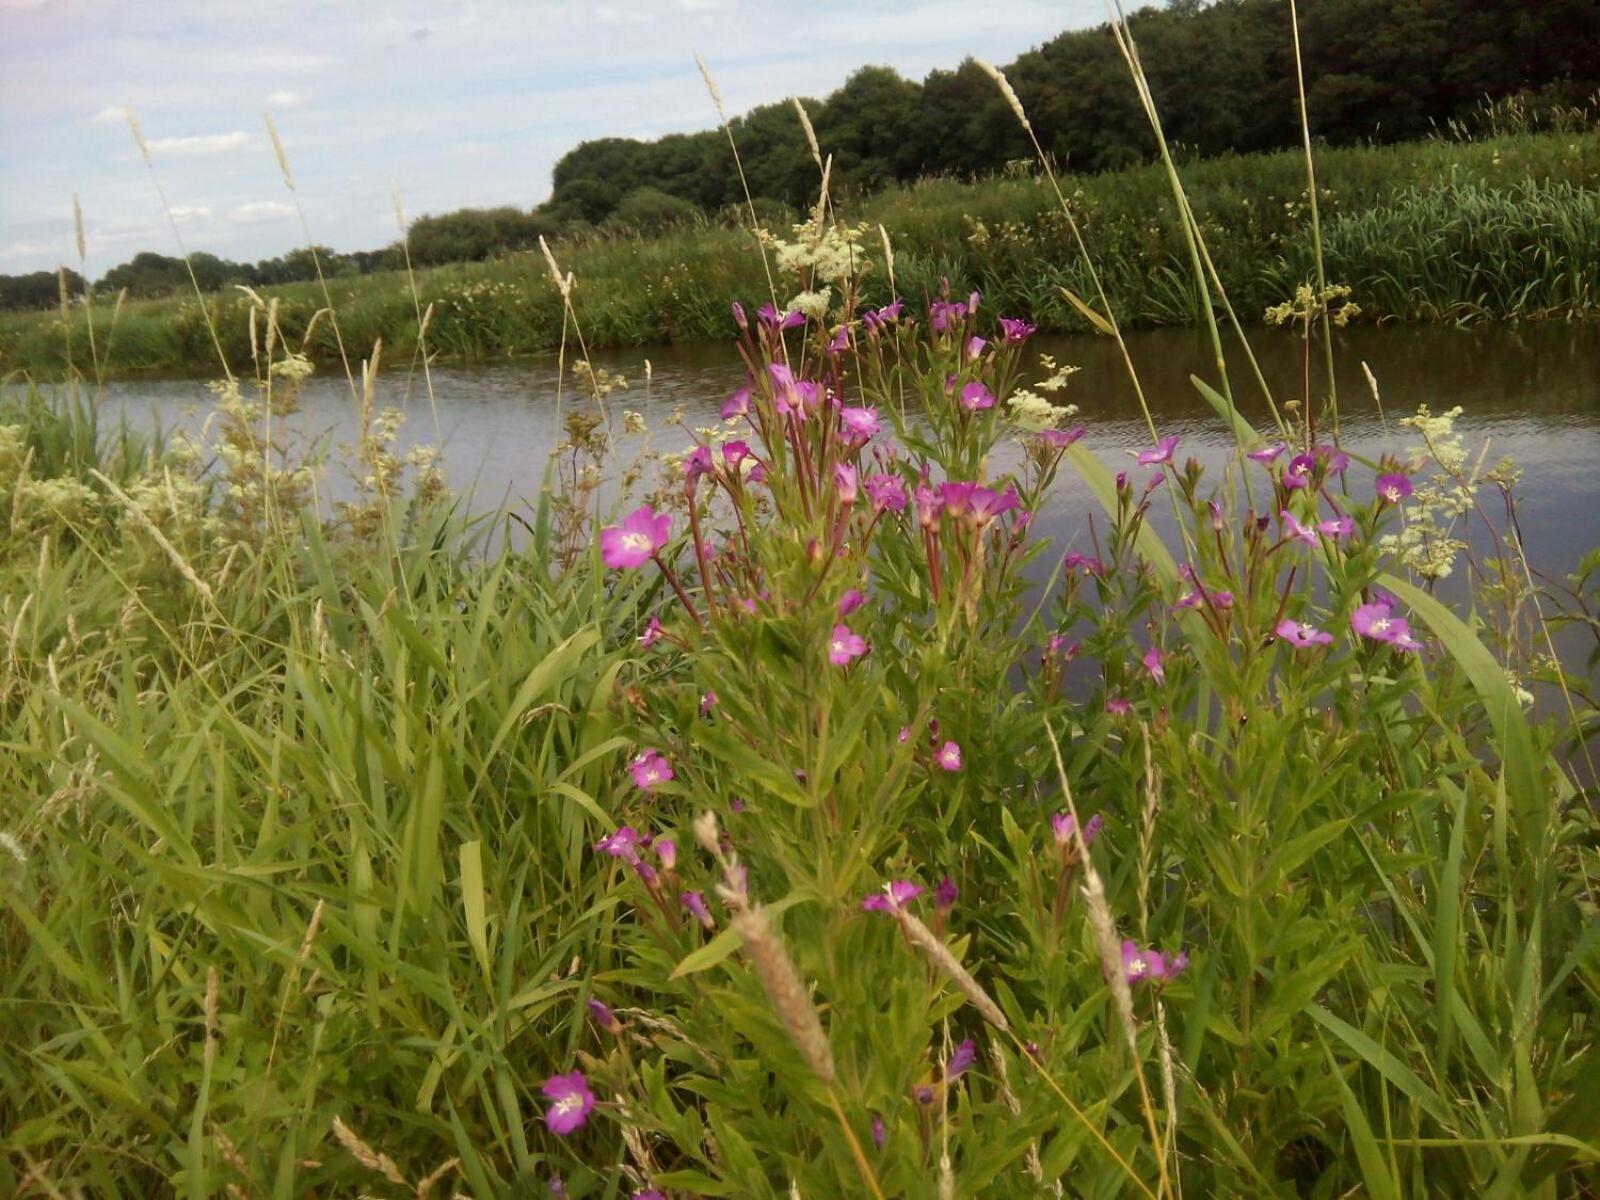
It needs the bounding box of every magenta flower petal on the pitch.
[1136,434,1180,466]
[834,463,859,505]
[682,890,715,929]
[865,472,907,512]
[935,740,963,772]
[1142,646,1166,683]
[1376,472,1413,504]
[828,623,868,666]
[1283,453,1316,490]
[998,316,1036,343]
[1281,509,1319,546]
[935,875,958,911]
[862,879,925,912]
[1247,443,1285,463]
[948,1038,977,1079]
[541,1071,595,1135]
[600,505,671,570]
[1352,601,1412,645]
[628,750,674,791]
[959,380,995,412]
[839,406,882,440]
[1276,617,1334,647]
[838,588,867,617]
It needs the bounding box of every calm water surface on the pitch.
[97,322,1600,584]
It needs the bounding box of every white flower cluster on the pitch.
[1007,389,1078,432]
[1375,404,1492,580]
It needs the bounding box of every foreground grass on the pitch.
[2,129,1597,378]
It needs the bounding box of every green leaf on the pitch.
[1307,1003,1454,1126]
[459,840,492,982]
[1377,575,1547,856]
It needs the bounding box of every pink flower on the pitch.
[835,463,859,505]
[722,440,751,468]
[839,406,881,439]
[1281,510,1318,546]
[721,385,752,419]
[1283,453,1316,490]
[965,335,987,360]
[940,481,976,519]
[1120,940,1189,985]
[1318,515,1354,539]
[600,505,671,570]
[541,1071,595,1135]
[587,997,622,1034]
[1105,697,1132,715]
[594,826,641,861]
[684,444,714,485]
[1142,646,1166,683]
[1137,435,1180,466]
[948,1038,977,1078]
[1276,617,1333,647]
[935,741,963,772]
[935,875,958,910]
[1376,472,1413,504]
[960,380,995,411]
[1037,426,1086,451]
[862,879,925,912]
[682,890,715,929]
[838,588,867,617]
[828,325,849,353]
[998,316,1036,343]
[1247,443,1285,463]
[915,484,941,530]
[1051,811,1104,848]
[1352,601,1412,645]
[865,473,907,512]
[966,484,1019,526]
[638,616,662,648]
[629,750,674,791]
[828,623,868,666]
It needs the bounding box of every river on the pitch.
[91,321,1600,586]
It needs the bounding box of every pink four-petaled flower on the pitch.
[541,1071,595,1135]
[600,505,671,570]
[828,623,868,666]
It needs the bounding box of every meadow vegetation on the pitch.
[2,17,1599,1200]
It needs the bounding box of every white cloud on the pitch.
[90,104,128,126]
[265,90,306,108]
[145,131,253,156]
[168,205,213,221]
[228,200,295,224]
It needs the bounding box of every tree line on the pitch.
[4,0,1596,311]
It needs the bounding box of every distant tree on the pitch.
[607,188,702,233]
[99,251,247,298]
[403,206,557,266]
[0,268,85,312]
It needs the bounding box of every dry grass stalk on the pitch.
[72,195,86,265]
[792,97,823,170]
[1043,723,1171,1199]
[414,1157,460,1198]
[330,1115,407,1186]
[974,59,1031,131]
[892,906,1009,1032]
[733,906,835,1083]
[203,965,220,1067]
[538,236,572,301]
[878,224,896,295]
[89,469,217,609]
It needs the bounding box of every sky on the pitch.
[0,0,1104,277]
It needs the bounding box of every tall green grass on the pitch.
[2,130,1596,378]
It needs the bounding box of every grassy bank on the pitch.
[3,129,1598,379]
